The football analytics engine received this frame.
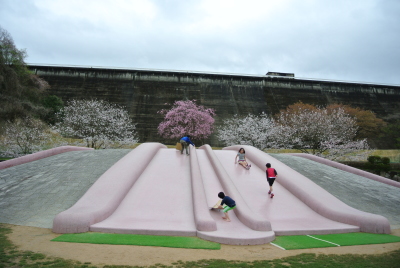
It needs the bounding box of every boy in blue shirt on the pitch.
[179,135,195,155]
[217,192,236,222]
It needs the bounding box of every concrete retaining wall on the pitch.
[29,65,400,147]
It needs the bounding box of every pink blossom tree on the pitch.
[157,100,216,141]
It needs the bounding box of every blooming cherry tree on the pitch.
[54,99,138,149]
[319,138,370,161]
[217,104,370,160]
[157,100,215,141]
[0,117,51,157]
[217,112,278,150]
[274,106,369,159]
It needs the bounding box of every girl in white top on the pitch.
[235,148,251,170]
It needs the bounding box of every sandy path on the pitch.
[6,224,400,267]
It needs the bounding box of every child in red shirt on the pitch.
[266,163,278,198]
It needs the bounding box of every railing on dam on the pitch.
[27,63,400,88]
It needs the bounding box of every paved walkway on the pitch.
[0,149,130,228]
[270,154,400,229]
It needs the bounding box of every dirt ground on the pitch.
[6,224,400,267]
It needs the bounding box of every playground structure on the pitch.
[51,143,390,245]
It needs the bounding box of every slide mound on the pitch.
[52,143,390,245]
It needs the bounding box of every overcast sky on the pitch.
[1,0,399,85]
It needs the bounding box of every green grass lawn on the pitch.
[371,149,400,163]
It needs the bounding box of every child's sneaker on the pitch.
[268,190,271,194]
[246,166,250,170]
[270,193,274,198]
[248,164,251,168]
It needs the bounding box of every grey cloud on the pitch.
[0,0,399,84]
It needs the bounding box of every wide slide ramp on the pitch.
[53,143,390,245]
[90,148,197,236]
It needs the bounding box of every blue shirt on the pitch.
[221,196,236,208]
[180,136,195,146]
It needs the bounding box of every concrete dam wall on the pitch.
[29,65,400,146]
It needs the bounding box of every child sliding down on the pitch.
[235,148,251,170]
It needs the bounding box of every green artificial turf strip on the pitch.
[51,232,220,250]
[272,233,400,250]
[272,235,337,250]
[312,232,400,246]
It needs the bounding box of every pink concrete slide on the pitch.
[51,143,390,245]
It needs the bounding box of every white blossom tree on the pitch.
[0,117,51,157]
[217,112,278,150]
[319,138,370,161]
[54,99,138,149]
[274,106,369,159]
[217,107,369,160]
